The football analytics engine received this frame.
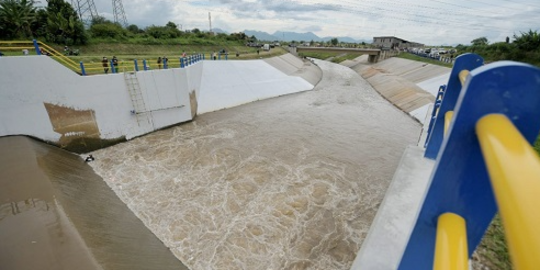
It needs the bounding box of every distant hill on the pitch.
[243,30,280,42]
[244,30,366,43]
[212,28,227,34]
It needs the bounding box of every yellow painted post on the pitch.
[458,70,469,86]
[444,111,454,135]
[433,213,468,270]
[476,113,540,270]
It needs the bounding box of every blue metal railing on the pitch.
[398,56,540,269]
[424,53,484,159]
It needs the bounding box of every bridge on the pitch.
[294,46,388,63]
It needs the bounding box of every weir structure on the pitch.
[294,46,396,63]
[1,42,538,269]
[353,53,540,269]
[0,40,321,269]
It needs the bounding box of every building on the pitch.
[372,36,424,49]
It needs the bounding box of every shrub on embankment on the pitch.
[457,30,540,67]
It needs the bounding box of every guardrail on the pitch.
[0,39,213,76]
[398,54,540,269]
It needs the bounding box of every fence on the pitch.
[0,40,221,76]
[398,53,540,269]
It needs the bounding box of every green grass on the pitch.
[298,51,365,63]
[397,52,453,68]
[477,216,512,269]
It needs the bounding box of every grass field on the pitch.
[298,51,365,63]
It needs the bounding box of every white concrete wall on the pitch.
[0,56,199,143]
[0,54,314,147]
[198,60,314,114]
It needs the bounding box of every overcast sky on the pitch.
[88,0,539,45]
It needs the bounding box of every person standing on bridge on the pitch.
[157,56,162,69]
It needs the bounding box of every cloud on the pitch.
[303,25,322,32]
[81,0,540,45]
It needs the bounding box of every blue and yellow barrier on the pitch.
[0,39,207,76]
[399,56,540,269]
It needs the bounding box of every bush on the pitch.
[90,23,127,39]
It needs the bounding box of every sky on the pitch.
[86,0,539,46]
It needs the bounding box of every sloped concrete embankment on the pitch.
[345,56,451,123]
[0,136,188,270]
[198,53,321,114]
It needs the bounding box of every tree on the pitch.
[471,37,488,46]
[91,15,111,26]
[0,0,37,38]
[165,21,177,29]
[46,0,87,45]
[330,37,339,46]
[513,30,540,51]
[90,22,126,39]
[32,8,48,38]
[126,24,141,34]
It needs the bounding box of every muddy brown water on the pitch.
[86,60,422,269]
[0,136,187,270]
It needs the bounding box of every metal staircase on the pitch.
[124,72,154,128]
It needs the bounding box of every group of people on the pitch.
[102,56,119,74]
[156,56,169,69]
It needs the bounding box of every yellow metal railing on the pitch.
[36,41,80,71]
[444,111,454,134]
[458,70,469,85]
[476,114,540,270]
[434,213,469,270]
[1,40,206,75]
[434,69,467,269]
[0,40,36,54]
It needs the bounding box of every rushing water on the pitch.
[89,60,421,270]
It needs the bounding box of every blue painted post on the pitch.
[79,61,86,76]
[225,53,228,60]
[143,59,148,71]
[180,58,185,68]
[33,39,41,55]
[188,56,192,66]
[134,59,139,72]
[424,101,442,148]
[424,53,484,159]
[424,85,446,147]
[398,61,540,270]
[218,53,221,60]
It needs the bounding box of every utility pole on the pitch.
[209,12,212,35]
[70,0,99,27]
[112,0,128,27]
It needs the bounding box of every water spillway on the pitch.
[87,60,421,269]
[1,54,431,269]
